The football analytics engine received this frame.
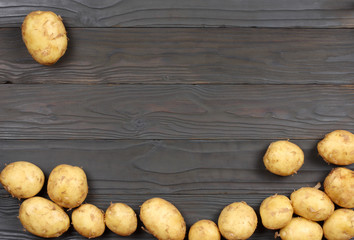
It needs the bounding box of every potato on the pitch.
[317,130,354,165]
[72,203,105,238]
[324,167,354,208]
[218,201,257,240]
[19,196,70,238]
[105,202,137,236]
[278,217,323,240]
[188,219,221,240]
[47,164,88,209]
[323,208,354,240]
[263,140,304,176]
[0,161,44,199]
[140,197,186,240]
[22,11,67,65]
[260,194,293,229]
[290,187,334,221]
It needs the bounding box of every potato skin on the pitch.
[105,203,137,236]
[260,194,293,229]
[279,217,323,240]
[47,164,88,209]
[72,203,105,238]
[140,197,186,240]
[19,196,70,238]
[218,201,257,240]
[324,167,354,208]
[0,161,44,199]
[323,208,354,240]
[263,141,304,176]
[317,130,354,165]
[22,11,67,65]
[188,219,221,240]
[290,187,334,221]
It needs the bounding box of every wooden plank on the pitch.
[1,0,354,28]
[2,28,354,85]
[0,85,353,140]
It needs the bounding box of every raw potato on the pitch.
[290,187,334,221]
[188,219,221,240]
[105,203,137,236]
[324,167,354,208]
[19,196,70,238]
[22,11,67,65]
[263,140,304,176]
[278,217,323,240]
[47,164,88,209]
[72,203,105,238]
[260,194,293,229]
[140,197,186,240]
[323,208,354,240]
[0,161,44,199]
[317,130,354,165]
[218,201,257,240]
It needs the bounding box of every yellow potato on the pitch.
[47,164,88,209]
[260,194,293,229]
[0,161,44,199]
[188,219,221,240]
[218,201,257,240]
[263,140,304,176]
[140,197,186,240]
[72,203,105,238]
[324,167,354,208]
[278,217,323,240]
[317,130,354,165]
[105,202,137,236]
[323,208,354,240]
[19,196,70,238]
[22,11,67,65]
[290,187,334,221]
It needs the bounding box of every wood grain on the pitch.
[1,0,354,28]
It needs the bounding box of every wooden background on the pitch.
[0,1,354,239]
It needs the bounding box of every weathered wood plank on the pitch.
[2,28,354,84]
[1,0,354,28]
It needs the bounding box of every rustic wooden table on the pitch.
[0,1,353,239]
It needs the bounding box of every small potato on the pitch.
[105,203,137,236]
[323,208,354,240]
[22,11,67,65]
[188,219,221,240]
[218,201,257,240]
[72,203,105,238]
[260,194,293,229]
[263,141,304,176]
[317,130,354,165]
[278,217,323,240]
[19,196,70,238]
[47,164,88,209]
[0,161,44,199]
[140,197,186,240]
[290,187,334,221]
[324,167,354,208]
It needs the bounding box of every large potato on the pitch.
[188,219,221,240]
[260,194,293,229]
[72,203,105,238]
[317,130,354,165]
[323,208,354,240]
[19,196,70,238]
[218,201,257,240]
[105,202,137,236]
[22,11,67,65]
[263,140,304,176]
[140,197,186,240]
[278,217,323,240]
[0,161,44,199]
[324,167,354,208]
[290,187,334,221]
[47,164,88,209]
